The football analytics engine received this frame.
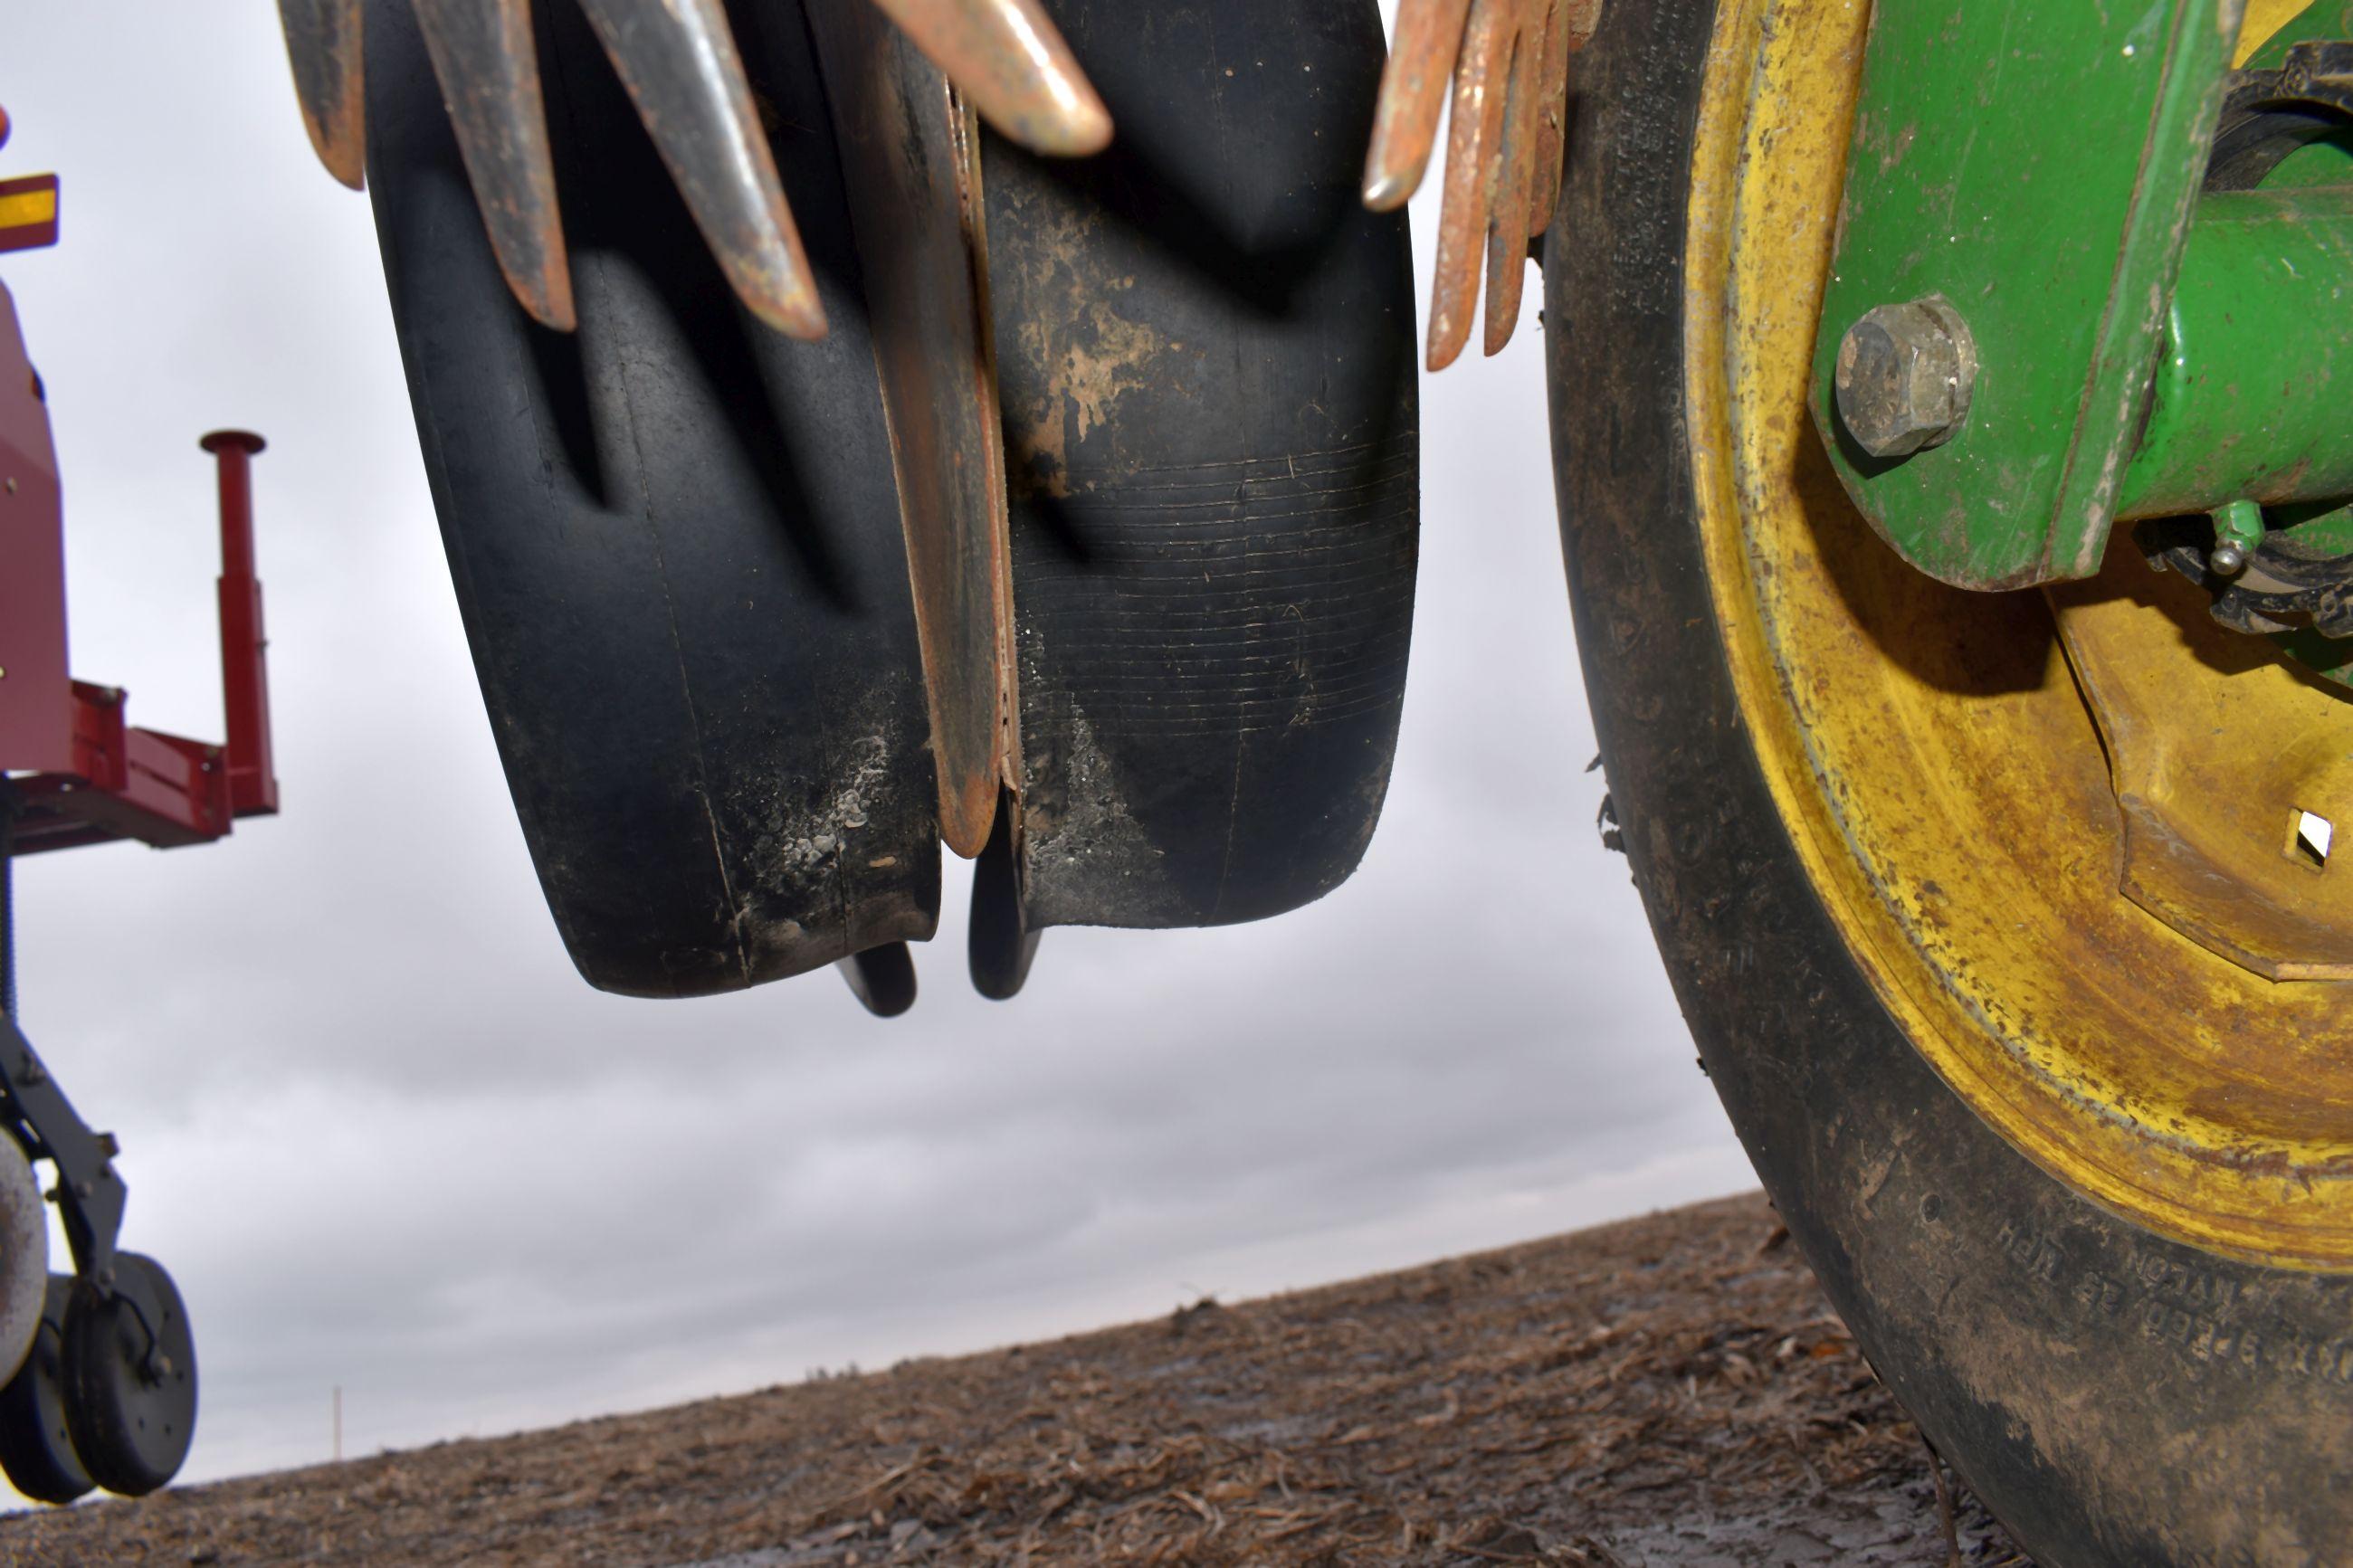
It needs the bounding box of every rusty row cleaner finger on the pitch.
[278,0,1119,339]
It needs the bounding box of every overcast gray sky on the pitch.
[0,4,1751,1494]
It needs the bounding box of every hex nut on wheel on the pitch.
[1833,296,1978,459]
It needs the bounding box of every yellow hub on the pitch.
[1685,0,2353,1267]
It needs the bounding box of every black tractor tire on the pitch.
[1547,0,2353,1563]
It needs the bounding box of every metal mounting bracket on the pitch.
[1812,0,2241,588]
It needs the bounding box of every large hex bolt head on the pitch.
[1833,297,1979,459]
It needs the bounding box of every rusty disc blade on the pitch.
[1561,0,1605,52]
[1529,0,1602,237]
[1525,0,1571,236]
[411,0,574,330]
[864,0,1112,157]
[280,0,367,189]
[1361,0,1472,210]
[808,5,1016,856]
[574,0,826,339]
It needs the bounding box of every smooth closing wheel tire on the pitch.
[366,0,1418,1003]
[1548,0,2353,1563]
[364,0,940,998]
[984,0,1419,939]
[62,1255,195,1497]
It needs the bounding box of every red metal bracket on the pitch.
[4,428,278,857]
[8,684,230,854]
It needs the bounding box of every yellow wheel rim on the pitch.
[1684,0,2353,1267]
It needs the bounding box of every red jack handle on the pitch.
[200,431,277,818]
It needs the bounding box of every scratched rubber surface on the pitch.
[984,0,1419,932]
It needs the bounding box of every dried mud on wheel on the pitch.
[0,1196,2030,1566]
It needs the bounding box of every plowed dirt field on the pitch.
[0,1194,2029,1566]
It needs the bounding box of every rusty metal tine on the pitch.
[1526,0,1572,236]
[1426,0,1511,372]
[865,0,1112,157]
[1362,0,1472,210]
[574,0,828,339]
[279,0,367,189]
[1484,20,1540,356]
[411,0,575,331]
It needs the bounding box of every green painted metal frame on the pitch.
[2202,4,2353,688]
[1812,0,2244,589]
[2115,186,2353,518]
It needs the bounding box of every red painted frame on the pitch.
[0,280,276,855]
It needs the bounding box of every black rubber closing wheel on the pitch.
[983,0,1419,936]
[62,1255,195,1497]
[365,0,939,998]
[1550,0,2353,1560]
[0,1278,92,1505]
